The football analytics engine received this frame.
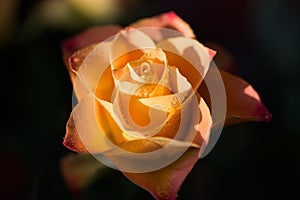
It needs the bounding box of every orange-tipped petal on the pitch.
[129,11,195,38]
[122,147,199,200]
[200,70,271,126]
[63,114,88,153]
[64,93,125,154]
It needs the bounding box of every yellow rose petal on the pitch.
[110,29,156,67]
[157,37,215,89]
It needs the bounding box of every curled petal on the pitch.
[111,63,198,139]
[109,29,156,69]
[157,37,215,90]
[64,93,125,154]
[129,11,195,38]
[112,48,167,82]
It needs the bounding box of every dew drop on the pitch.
[141,62,151,74]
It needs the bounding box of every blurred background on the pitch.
[0,0,299,199]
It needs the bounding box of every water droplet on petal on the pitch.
[141,62,151,74]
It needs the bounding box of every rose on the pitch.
[65,26,214,199]
[61,12,271,200]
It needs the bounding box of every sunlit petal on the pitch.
[74,41,112,99]
[195,96,213,157]
[67,93,116,153]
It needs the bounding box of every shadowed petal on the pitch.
[199,70,272,126]
[122,147,199,200]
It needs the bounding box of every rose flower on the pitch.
[61,12,271,200]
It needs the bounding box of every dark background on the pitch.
[1,0,299,199]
